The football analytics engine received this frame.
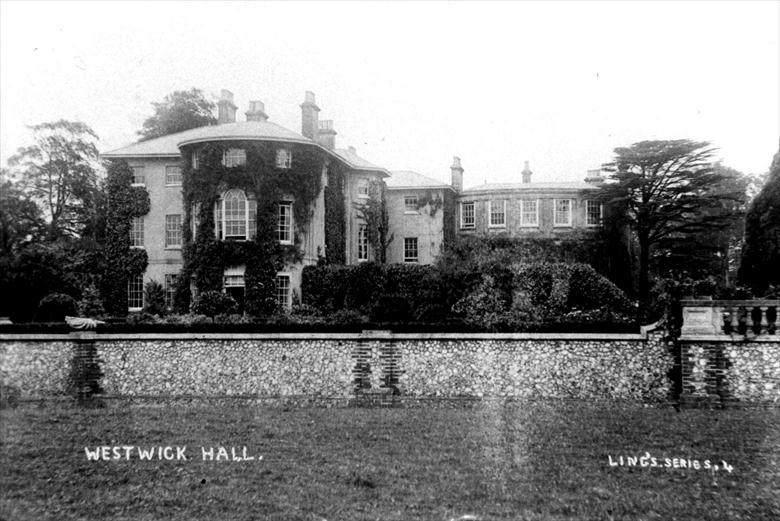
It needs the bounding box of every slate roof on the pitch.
[386,170,452,190]
[102,122,389,174]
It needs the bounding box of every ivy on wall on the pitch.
[101,160,150,316]
[323,164,347,264]
[414,190,444,217]
[176,140,325,314]
[355,180,392,263]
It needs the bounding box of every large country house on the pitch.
[103,90,604,312]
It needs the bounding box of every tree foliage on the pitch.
[0,175,46,255]
[6,120,100,239]
[138,88,216,141]
[600,140,746,313]
[354,180,392,263]
[739,144,780,295]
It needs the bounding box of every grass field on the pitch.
[1,400,779,520]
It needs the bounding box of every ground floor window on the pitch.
[223,266,245,313]
[404,237,419,263]
[164,274,178,310]
[128,275,144,311]
[276,273,291,311]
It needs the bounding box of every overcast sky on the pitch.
[1,1,778,186]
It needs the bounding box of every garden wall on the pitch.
[2,328,676,402]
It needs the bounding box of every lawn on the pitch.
[1,400,779,520]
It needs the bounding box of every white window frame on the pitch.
[130,166,145,187]
[356,178,370,199]
[357,224,369,262]
[165,214,182,248]
[192,152,199,170]
[553,199,573,227]
[520,199,539,227]
[164,273,178,310]
[165,165,182,186]
[277,201,293,245]
[223,266,246,289]
[130,216,144,248]
[460,201,475,229]
[127,275,144,311]
[222,148,246,167]
[275,148,292,169]
[275,272,292,311]
[585,200,603,227]
[404,237,419,263]
[488,200,506,228]
[191,203,201,238]
[404,195,419,214]
[214,190,256,241]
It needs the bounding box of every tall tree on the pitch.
[739,144,780,295]
[6,120,100,240]
[600,140,745,314]
[0,175,46,256]
[138,88,216,141]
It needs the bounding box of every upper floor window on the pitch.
[586,200,603,226]
[222,148,246,167]
[521,199,539,227]
[488,200,506,228]
[404,195,419,213]
[191,203,201,237]
[214,189,257,241]
[130,217,144,247]
[277,201,293,244]
[357,178,370,198]
[128,275,144,311]
[460,202,475,229]
[130,166,145,186]
[275,149,292,169]
[404,237,419,263]
[357,224,369,262]
[192,153,199,169]
[165,214,182,248]
[554,199,572,227]
[165,165,182,185]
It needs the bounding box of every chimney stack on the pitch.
[245,100,269,122]
[521,161,533,184]
[451,156,464,192]
[585,169,605,186]
[317,120,337,150]
[300,91,320,140]
[217,90,237,124]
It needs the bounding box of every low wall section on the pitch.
[1,329,675,401]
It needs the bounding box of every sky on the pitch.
[1,1,778,187]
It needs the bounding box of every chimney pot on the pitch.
[217,89,237,124]
[316,119,337,150]
[521,161,532,184]
[300,91,320,139]
[245,100,269,122]
[451,156,464,192]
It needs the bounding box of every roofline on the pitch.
[462,186,599,195]
[386,184,454,191]
[101,152,181,159]
[177,135,314,147]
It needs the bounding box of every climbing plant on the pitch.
[354,180,392,263]
[101,159,149,316]
[323,165,347,264]
[178,140,326,315]
[414,190,444,217]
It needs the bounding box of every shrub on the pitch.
[370,295,411,322]
[77,283,105,317]
[191,291,238,319]
[142,280,166,316]
[36,293,77,322]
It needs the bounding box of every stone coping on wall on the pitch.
[679,334,780,343]
[0,329,657,342]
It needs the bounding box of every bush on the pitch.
[370,295,411,322]
[142,280,166,316]
[36,293,77,322]
[77,283,105,317]
[191,291,238,319]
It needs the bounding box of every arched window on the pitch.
[214,189,256,241]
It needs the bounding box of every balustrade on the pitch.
[680,300,778,337]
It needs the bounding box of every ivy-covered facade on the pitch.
[102,89,606,314]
